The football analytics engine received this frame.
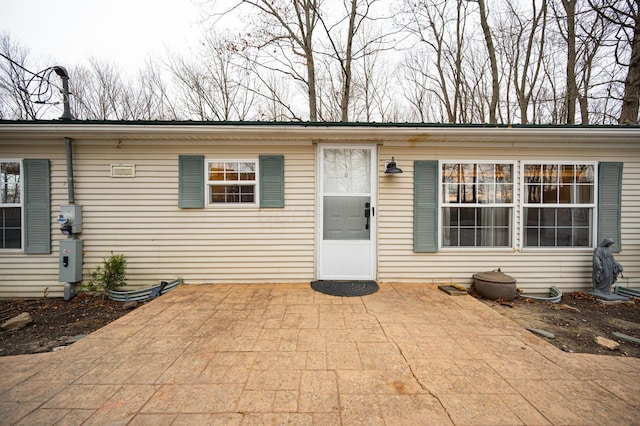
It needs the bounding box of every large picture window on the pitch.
[206,160,257,205]
[441,162,514,247]
[1,161,22,249]
[523,163,595,247]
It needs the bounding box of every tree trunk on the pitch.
[340,0,358,122]
[306,48,318,121]
[619,9,640,124]
[477,0,499,124]
[563,0,578,124]
[302,1,318,122]
[578,94,589,124]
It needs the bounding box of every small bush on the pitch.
[88,252,127,298]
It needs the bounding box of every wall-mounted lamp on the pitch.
[384,157,403,174]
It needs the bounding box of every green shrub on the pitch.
[88,252,127,298]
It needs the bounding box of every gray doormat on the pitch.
[310,280,379,297]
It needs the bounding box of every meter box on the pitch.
[59,239,83,283]
[58,205,83,235]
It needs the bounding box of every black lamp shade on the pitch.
[385,157,403,174]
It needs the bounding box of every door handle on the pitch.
[364,203,371,230]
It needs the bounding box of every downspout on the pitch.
[65,137,75,204]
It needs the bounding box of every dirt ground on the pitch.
[477,290,640,358]
[1,289,639,358]
[0,293,129,357]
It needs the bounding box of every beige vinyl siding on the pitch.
[0,138,316,297]
[76,142,315,288]
[1,126,638,298]
[624,160,640,249]
[377,145,640,294]
[0,140,66,297]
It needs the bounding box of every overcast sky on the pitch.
[1,0,206,74]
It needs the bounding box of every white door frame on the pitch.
[316,144,377,280]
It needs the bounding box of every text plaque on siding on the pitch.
[110,164,136,178]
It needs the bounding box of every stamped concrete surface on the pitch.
[1,283,639,425]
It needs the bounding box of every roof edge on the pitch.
[0,119,638,129]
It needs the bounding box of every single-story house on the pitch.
[0,121,638,298]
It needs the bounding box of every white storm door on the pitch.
[318,146,376,280]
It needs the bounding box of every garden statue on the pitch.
[592,238,626,300]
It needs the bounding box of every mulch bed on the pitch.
[0,293,129,357]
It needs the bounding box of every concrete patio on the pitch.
[1,283,639,425]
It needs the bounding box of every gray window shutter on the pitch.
[24,159,51,254]
[414,160,438,252]
[259,155,285,208]
[178,155,204,208]
[598,162,623,253]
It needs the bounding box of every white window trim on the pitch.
[0,159,24,251]
[438,160,517,250]
[205,159,259,208]
[519,161,598,251]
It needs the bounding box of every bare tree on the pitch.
[313,27,394,122]
[70,59,177,120]
[166,55,211,120]
[317,0,360,121]
[402,0,473,123]
[0,33,41,119]
[399,50,433,122]
[205,0,393,121]
[133,60,180,120]
[0,35,175,120]
[166,35,256,120]
[597,65,623,122]
[462,45,492,123]
[315,54,343,121]
[539,52,565,123]
[550,0,612,124]
[499,0,548,124]
[577,4,614,123]
[317,0,391,121]
[70,59,129,120]
[255,71,300,120]
[4,1,637,125]
[361,48,397,121]
[206,0,321,120]
[588,0,640,124]
[561,0,580,123]
[469,0,499,123]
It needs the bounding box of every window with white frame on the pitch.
[206,160,257,205]
[0,161,22,249]
[441,162,514,247]
[523,162,595,248]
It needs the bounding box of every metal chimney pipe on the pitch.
[53,66,74,120]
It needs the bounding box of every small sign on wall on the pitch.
[110,164,136,178]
